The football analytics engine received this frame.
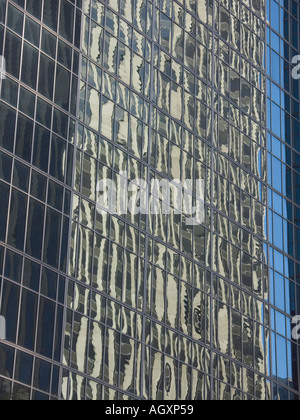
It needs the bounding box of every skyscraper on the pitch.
[0,0,299,401]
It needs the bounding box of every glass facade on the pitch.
[0,0,299,401]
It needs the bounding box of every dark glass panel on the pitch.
[36,297,55,358]
[7,3,23,35]
[0,102,16,152]
[47,179,63,211]
[0,344,15,378]
[70,76,78,115]
[32,124,50,173]
[32,391,49,400]
[43,0,59,32]
[55,65,71,111]
[0,378,12,400]
[23,258,40,292]
[58,276,65,304]
[15,114,33,162]
[53,108,68,138]
[59,0,74,43]
[36,97,52,128]
[0,0,6,24]
[18,289,38,351]
[30,170,47,202]
[50,135,66,182]
[25,198,45,260]
[19,86,35,118]
[59,216,69,272]
[38,54,55,100]
[57,39,72,69]
[41,28,56,57]
[15,351,33,385]
[53,304,63,362]
[24,16,40,47]
[74,9,81,48]
[4,30,21,79]
[7,188,27,251]
[4,249,22,283]
[13,160,30,192]
[0,151,12,183]
[26,0,42,20]
[0,246,4,274]
[41,267,57,300]
[0,181,9,242]
[51,365,59,396]
[64,189,71,214]
[43,208,61,268]
[1,77,18,107]
[21,42,38,89]
[1,280,20,343]
[33,359,51,393]
[11,384,31,401]
[66,144,74,187]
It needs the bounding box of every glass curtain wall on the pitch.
[0,0,299,401]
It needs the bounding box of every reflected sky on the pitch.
[267,0,300,391]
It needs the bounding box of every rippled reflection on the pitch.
[56,0,282,401]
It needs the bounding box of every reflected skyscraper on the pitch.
[0,0,299,400]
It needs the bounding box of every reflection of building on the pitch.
[0,0,299,400]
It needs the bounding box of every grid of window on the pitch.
[0,0,82,400]
[266,0,300,400]
[0,0,299,401]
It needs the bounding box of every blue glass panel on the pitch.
[271,31,280,53]
[271,102,281,137]
[273,213,283,249]
[276,335,288,382]
[272,332,277,376]
[275,272,285,311]
[271,0,280,31]
[273,191,282,214]
[271,51,280,84]
[276,311,286,336]
[272,83,281,105]
[272,137,281,159]
[272,156,282,192]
